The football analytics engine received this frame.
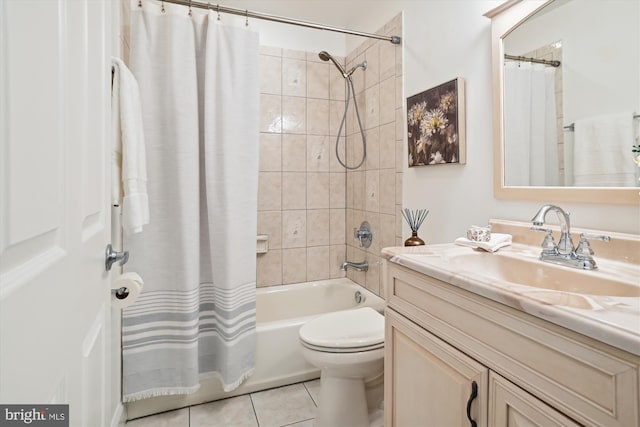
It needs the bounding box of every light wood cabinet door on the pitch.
[488,372,581,427]
[385,308,489,427]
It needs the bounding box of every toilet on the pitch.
[299,307,385,427]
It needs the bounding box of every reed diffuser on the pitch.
[402,208,429,246]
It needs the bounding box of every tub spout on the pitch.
[340,261,369,272]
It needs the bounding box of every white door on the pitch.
[0,1,112,426]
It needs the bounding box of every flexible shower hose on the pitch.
[334,75,367,170]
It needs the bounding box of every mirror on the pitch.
[486,0,639,204]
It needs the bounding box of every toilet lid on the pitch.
[299,307,384,350]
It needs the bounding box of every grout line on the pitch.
[249,392,261,427]
[302,381,318,407]
[279,418,315,427]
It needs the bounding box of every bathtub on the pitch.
[127,277,386,420]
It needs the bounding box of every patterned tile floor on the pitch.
[126,380,320,427]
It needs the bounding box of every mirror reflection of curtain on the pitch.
[503,62,559,186]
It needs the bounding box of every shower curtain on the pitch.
[121,6,259,402]
[503,62,559,186]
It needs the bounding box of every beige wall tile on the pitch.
[282,210,306,248]
[307,135,329,171]
[307,61,329,99]
[396,172,403,205]
[345,172,354,209]
[307,209,330,247]
[352,170,365,210]
[365,127,380,170]
[364,84,380,130]
[282,172,306,210]
[329,244,347,278]
[329,172,345,209]
[306,99,329,136]
[379,41,396,81]
[365,169,379,213]
[346,134,361,167]
[258,172,281,211]
[282,96,306,134]
[395,75,403,108]
[256,250,282,287]
[379,169,395,215]
[282,248,307,284]
[330,136,346,172]
[379,213,396,250]
[365,255,380,296]
[306,172,329,209]
[307,245,330,281]
[364,43,380,90]
[257,211,282,250]
[282,134,306,172]
[282,58,306,97]
[329,208,345,245]
[329,66,346,101]
[283,49,306,60]
[379,77,395,125]
[379,123,395,169]
[329,100,345,137]
[260,54,282,95]
[260,94,281,133]
[259,133,282,172]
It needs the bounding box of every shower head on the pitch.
[318,50,347,77]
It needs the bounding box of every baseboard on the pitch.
[110,402,126,427]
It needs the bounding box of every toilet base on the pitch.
[315,375,369,427]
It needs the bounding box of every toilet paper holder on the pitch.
[112,287,130,300]
[105,244,129,271]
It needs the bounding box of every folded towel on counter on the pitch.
[455,233,512,252]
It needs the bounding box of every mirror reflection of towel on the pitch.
[573,112,637,187]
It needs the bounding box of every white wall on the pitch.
[344,0,639,242]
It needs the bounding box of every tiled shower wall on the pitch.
[256,14,404,297]
[256,47,350,287]
[345,13,404,296]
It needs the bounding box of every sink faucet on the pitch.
[530,204,610,270]
[340,261,369,272]
[531,204,574,255]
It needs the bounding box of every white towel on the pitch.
[111,57,149,235]
[573,112,636,187]
[455,233,512,252]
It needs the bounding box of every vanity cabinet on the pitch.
[384,261,639,427]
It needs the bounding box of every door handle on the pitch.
[105,244,129,271]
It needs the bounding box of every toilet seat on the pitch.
[299,307,384,353]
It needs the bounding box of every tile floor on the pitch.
[126,380,320,427]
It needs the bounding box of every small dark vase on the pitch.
[404,231,425,246]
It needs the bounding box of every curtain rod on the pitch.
[563,114,640,131]
[504,54,560,68]
[149,0,402,45]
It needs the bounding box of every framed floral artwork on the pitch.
[406,78,466,166]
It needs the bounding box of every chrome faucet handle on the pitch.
[575,233,609,270]
[580,232,611,242]
[576,233,610,258]
[531,226,557,255]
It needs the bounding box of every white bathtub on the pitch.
[127,278,386,420]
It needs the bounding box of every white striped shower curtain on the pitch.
[122,5,259,402]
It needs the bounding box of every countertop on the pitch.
[382,243,640,356]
